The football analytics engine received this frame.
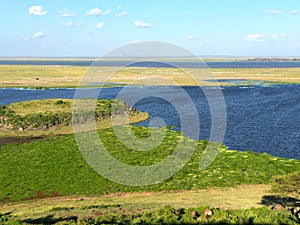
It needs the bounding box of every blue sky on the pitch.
[1,0,300,57]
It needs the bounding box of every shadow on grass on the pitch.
[23,215,78,224]
[261,195,300,207]
[0,136,45,146]
[20,213,292,225]
[0,212,12,217]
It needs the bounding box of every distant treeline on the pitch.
[242,58,300,62]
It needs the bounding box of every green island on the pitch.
[0,99,149,138]
[0,62,300,224]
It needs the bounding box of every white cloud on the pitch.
[188,35,201,40]
[29,5,47,16]
[116,11,128,17]
[265,9,283,14]
[87,8,102,16]
[32,32,46,39]
[96,22,105,28]
[289,9,299,15]
[134,20,153,28]
[269,33,286,40]
[60,11,76,17]
[244,34,265,42]
[117,6,122,10]
[102,9,112,15]
[245,33,286,42]
[86,8,111,16]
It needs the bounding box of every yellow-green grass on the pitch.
[0,185,271,220]
[210,67,300,84]
[0,65,299,88]
[0,65,87,87]
[7,99,140,117]
[6,99,75,116]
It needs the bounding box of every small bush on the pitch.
[271,171,300,196]
[54,99,65,105]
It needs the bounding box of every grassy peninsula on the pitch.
[0,99,149,138]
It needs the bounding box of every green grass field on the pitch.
[0,126,300,224]
[1,126,299,201]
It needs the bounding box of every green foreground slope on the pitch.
[1,126,299,201]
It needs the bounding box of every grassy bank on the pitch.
[0,65,299,88]
[1,126,299,202]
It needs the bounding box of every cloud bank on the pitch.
[86,8,112,16]
[245,33,286,42]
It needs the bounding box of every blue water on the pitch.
[1,60,300,68]
[0,85,299,159]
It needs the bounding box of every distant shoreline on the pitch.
[1,57,300,63]
[2,59,300,69]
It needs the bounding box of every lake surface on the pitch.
[1,60,300,68]
[0,84,299,159]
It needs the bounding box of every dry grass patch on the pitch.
[1,65,299,88]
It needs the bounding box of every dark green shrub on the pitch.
[0,105,6,116]
[54,99,65,105]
